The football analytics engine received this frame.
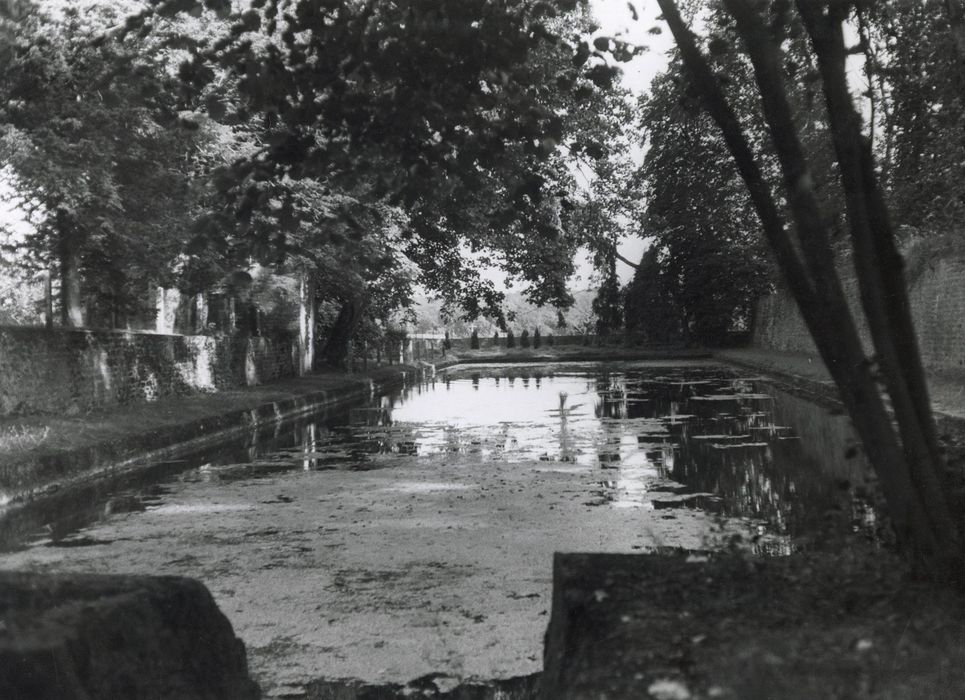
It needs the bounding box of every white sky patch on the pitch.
[589,0,675,95]
[0,179,32,243]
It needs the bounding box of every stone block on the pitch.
[0,571,259,700]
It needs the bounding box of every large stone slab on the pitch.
[0,571,259,700]
[542,551,965,699]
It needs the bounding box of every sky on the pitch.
[589,0,674,94]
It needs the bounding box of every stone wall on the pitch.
[448,333,594,351]
[0,327,297,416]
[752,254,965,374]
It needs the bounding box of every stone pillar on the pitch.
[298,275,315,375]
[155,288,180,334]
[195,292,209,334]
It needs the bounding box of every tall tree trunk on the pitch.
[56,213,84,328]
[796,0,965,582]
[658,0,965,586]
[43,268,53,329]
[319,295,366,370]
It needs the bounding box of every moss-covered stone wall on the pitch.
[752,255,965,374]
[0,327,297,416]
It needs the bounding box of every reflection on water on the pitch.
[262,363,878,553]
[1,362,881,555]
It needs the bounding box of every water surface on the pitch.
[0,361,879,693]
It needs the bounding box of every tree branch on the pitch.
[613,250,639,270]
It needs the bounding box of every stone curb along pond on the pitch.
[0,357,940,699]
[0,364,442,529]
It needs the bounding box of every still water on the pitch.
[0,361,882,694]
[260,361,879,552]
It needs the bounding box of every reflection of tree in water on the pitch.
[668,382,878,545]
[578,366,880,547]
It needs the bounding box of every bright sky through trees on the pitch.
[581,0,673,283]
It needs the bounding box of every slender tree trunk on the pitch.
[797,1,965,582]
[155,286,166,333]
[56,216,84,328]
[43,268,53,329]
[658,0,965,585]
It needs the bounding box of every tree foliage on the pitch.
[859,1,965,236]
[629,59,772,344]
[138,0,632,323]
[591,263,623,337]
[0,3,219,325]
[1,0,634,359]
[624,246,682,343]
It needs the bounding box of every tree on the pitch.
[470,329,480,350]
[858,2,965,236]
[591,263,623,337]
[624,246,683,343]
[0,4,217,327]
[117,0,634,362]
[533,327,542,349]
[631,59,772,345]
[520,328,531,348]
[655,0,965,584]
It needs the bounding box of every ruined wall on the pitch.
[752,255,965,374]
[0,327,297,416]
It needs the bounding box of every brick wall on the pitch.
[752,255,965,373]
[0,327,297,416]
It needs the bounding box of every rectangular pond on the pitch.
[0,361,882,697]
